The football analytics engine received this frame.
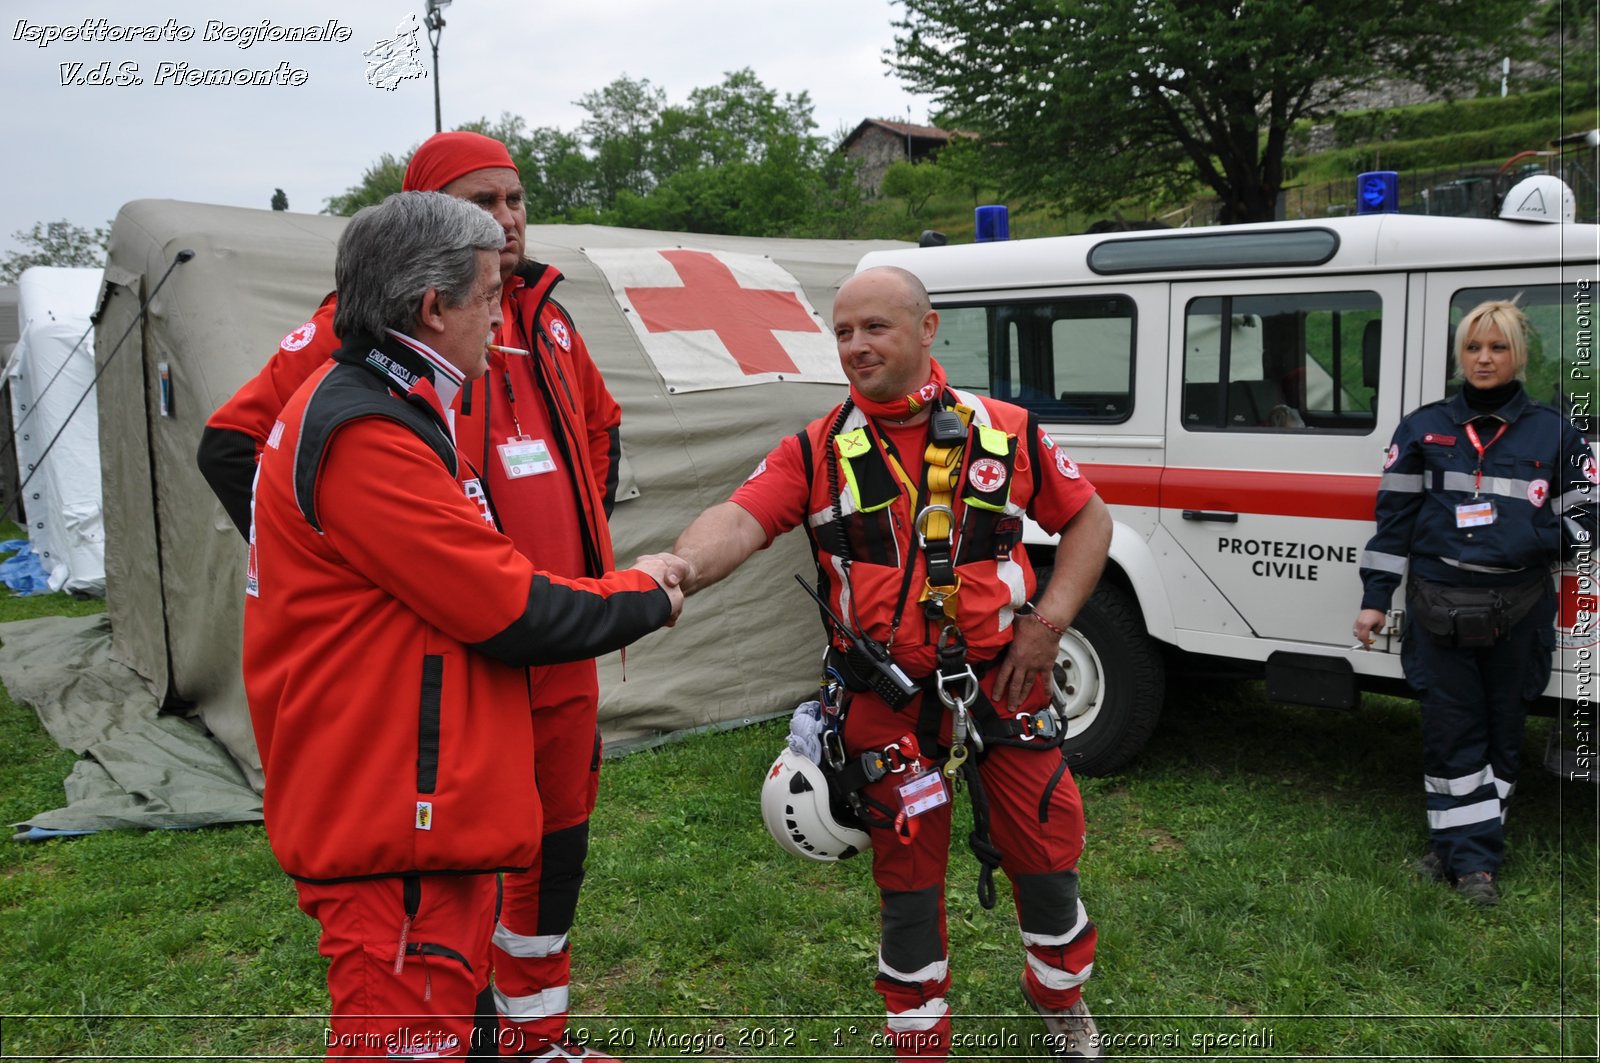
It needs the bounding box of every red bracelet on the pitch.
[1022,604,1067,637]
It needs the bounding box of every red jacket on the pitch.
[200,262,620,577]
[731,388,1097,675]
[244,335,666,882]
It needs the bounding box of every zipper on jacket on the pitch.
[417,655,443,794]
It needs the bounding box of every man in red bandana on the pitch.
[669,266,1111,1061]
[199,132,626,1062]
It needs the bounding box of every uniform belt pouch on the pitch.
[1410,576,1545,648]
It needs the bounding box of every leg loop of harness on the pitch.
[818,634,1065,907]
[960,759,1002,910]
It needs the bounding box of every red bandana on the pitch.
[403,131,519,193]
[850,358,949,422]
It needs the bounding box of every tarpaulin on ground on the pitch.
[1,614,261,837]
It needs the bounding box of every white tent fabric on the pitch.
[6,267,106,596]
[14,197,907,825]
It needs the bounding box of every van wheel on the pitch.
[1038,579,1164,776]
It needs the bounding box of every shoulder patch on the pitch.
[281,321,317,352]
[548,318,572,352]
[1054,448,1080,480]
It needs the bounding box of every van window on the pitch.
[1446,284,1594,432]
[934,297,1136,422]
[1182,291,1381,433]
[1088,227,1339,274]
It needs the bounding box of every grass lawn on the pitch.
[0,568,1594,1060]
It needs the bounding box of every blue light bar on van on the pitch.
[975,204,1010,242]
[1356,171,1399,214]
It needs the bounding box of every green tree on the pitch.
[323,152,408,216]
[880,160,946,218]
[891,0,1527,223]
[1535,0,1598,99]
[651,68,818,173]
[270,188,289,211]
[577,76,666,205]
[1,220,111,283]
[323,71,872,237]
[805,149,881,239]
[928,134,999,209]
[459,114,598,219]
[599,69,858,237]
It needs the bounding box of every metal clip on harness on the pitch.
[935,623,981,775]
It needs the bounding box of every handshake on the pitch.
[630,552,694,626]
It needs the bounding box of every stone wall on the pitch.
[847,126,911,193]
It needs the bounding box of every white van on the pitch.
[857,210,1600,774]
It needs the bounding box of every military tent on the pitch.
[6,198,907,829]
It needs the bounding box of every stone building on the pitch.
[840,119,957,193]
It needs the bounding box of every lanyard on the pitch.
[501,364,527,438]
[1463,420,1507,496]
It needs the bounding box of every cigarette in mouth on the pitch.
[486,343,530,356]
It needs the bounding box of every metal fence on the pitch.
[1285,152,1598,224]
[1174,145,1599,226]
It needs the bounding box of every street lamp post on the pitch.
[425,0,451,133]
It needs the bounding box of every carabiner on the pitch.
[914,503,956,547]
[823,727,847,771]
[936,665,978,713]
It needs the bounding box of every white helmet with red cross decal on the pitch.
[760,748,871,862]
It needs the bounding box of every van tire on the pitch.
[1038,579,1164,776]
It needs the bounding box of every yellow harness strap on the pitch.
[917,404,973,622]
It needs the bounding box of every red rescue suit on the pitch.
[731,388,1100,1061]
[199,263,620,1053]
[245,333,666,1057]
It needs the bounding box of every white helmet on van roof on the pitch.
[1499,174,1576,223]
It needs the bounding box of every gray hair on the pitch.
[332,191,504,340]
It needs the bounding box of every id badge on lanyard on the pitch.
[896,769,949,819]
[498,436,556,478]
[1459,420,1507,528]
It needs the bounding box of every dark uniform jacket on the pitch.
[1359,384,1595,611]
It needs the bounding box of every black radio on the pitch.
[928,405,966,445]
[794,575,920,709]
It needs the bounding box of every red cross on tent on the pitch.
[584,245,844,393]
[625,250,821,376]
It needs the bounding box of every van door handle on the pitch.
[1182,510,1239,523]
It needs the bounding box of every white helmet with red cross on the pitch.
[760,748,870,862]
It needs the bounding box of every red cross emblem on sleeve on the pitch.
[281,322,316,351]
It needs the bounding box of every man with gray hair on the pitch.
[242,191,683,1058]
[203,130,635,1063]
